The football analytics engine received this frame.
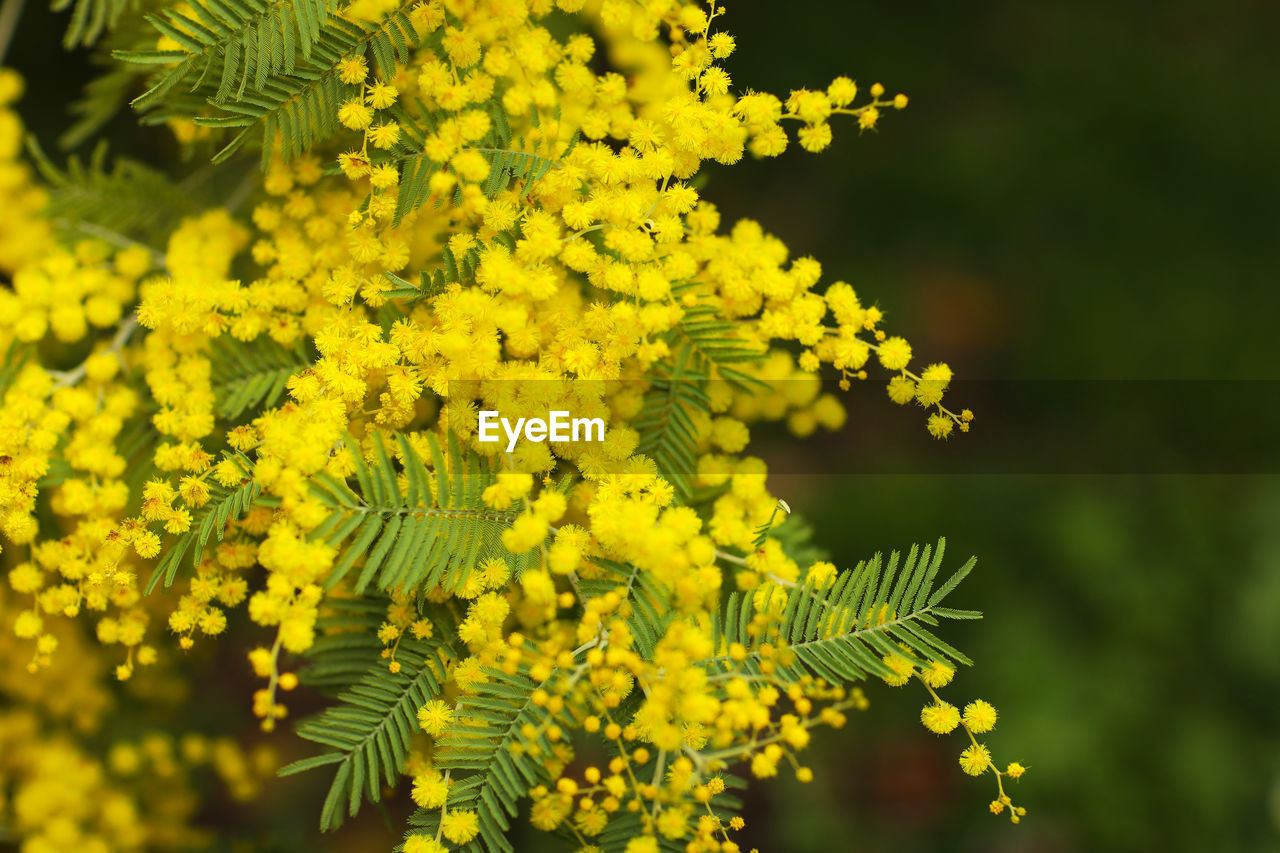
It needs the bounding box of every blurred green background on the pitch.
[713,1,1280,852]
[9,0,1280,850]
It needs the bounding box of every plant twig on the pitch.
[0,0,28,67]
[48,314,138,387]
[52,218,167,268]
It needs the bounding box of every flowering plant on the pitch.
[0,0,1024,849]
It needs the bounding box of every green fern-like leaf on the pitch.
[280,635,449,830]
[766,510,829,567]
[52,0,136,48]
[635,299,768,497]
[209,335,311,419]
[58,10,173,150]
[668,301,767,381]
[406,662,558,853]
[0,341,33,398]
[636,341,710,497]
[658,285,771,401]
[27,138,216,248]
[119,0,421,165]
[297,595,389,691]
[117,412,164,504]
[385,96,577,221]
[708,539,980,682]
[60,63,140,150]
[472,144,562,198]
[146,457,262,592]
[118,0,338,109]
[310,432,528,595]
[576,557,672,658]
[590,814,684,853]
[750,499,791,550]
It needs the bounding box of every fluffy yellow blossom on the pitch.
[963,699,999,733]
[0,0,1014,848]
[417,700,454,735]
[960,744,993,776]
[921,702,961,734]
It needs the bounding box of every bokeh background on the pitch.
[716,2,1280,851]
[8,0,1280,851]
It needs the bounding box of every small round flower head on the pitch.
[417,699,454,735]
[369,122,401,149]
[441,809,479,844]
[827,76,858,106]
[338,100,373,130]
[962,699,998,733]
[920,660,955,688]
[959,744,992,776]
[368,82,399,109]
[370,164,399,189]
[888,375,917,405]
[920,702,960,734]
[927,412,955,439]
[337,56,368,84]
[798,122,833,152]
[877,336,912,370]
[880,651,914,687]
[411,770,450,808]
[337,151,369,178]
[403,835,448,853]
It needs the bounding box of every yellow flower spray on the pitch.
[0,0,1024,848]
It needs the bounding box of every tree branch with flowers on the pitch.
[0,0,1024,850]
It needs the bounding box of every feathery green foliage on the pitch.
[298,594,396,691]
[60,63,138,149]
[52,0,136,48]
[146,455,262,592]
[472,143,562,199]
[380,269,449,303]
[667,297,767,391]
[281,634,450,830]
[407,659,558,853]
[635,291,768,496]
[26,139,215,247]
[117,0,420,165]
[577,557,672,658]
[0,341,31,398]
[709,539,980,681]
[210,335,311,420]
[636,342,710,497]
[309,432,527,595]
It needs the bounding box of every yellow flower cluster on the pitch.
[0,574,273,849]
[0,0,1019,848]
[905,659,1028,822]
[0,708,275,851]
[0,70,52,275]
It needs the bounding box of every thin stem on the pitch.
[223,167,259,213]
[918,675,1012,804]
[48,314,139,387]
[0,0,28,66]
[52,218,168,269]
